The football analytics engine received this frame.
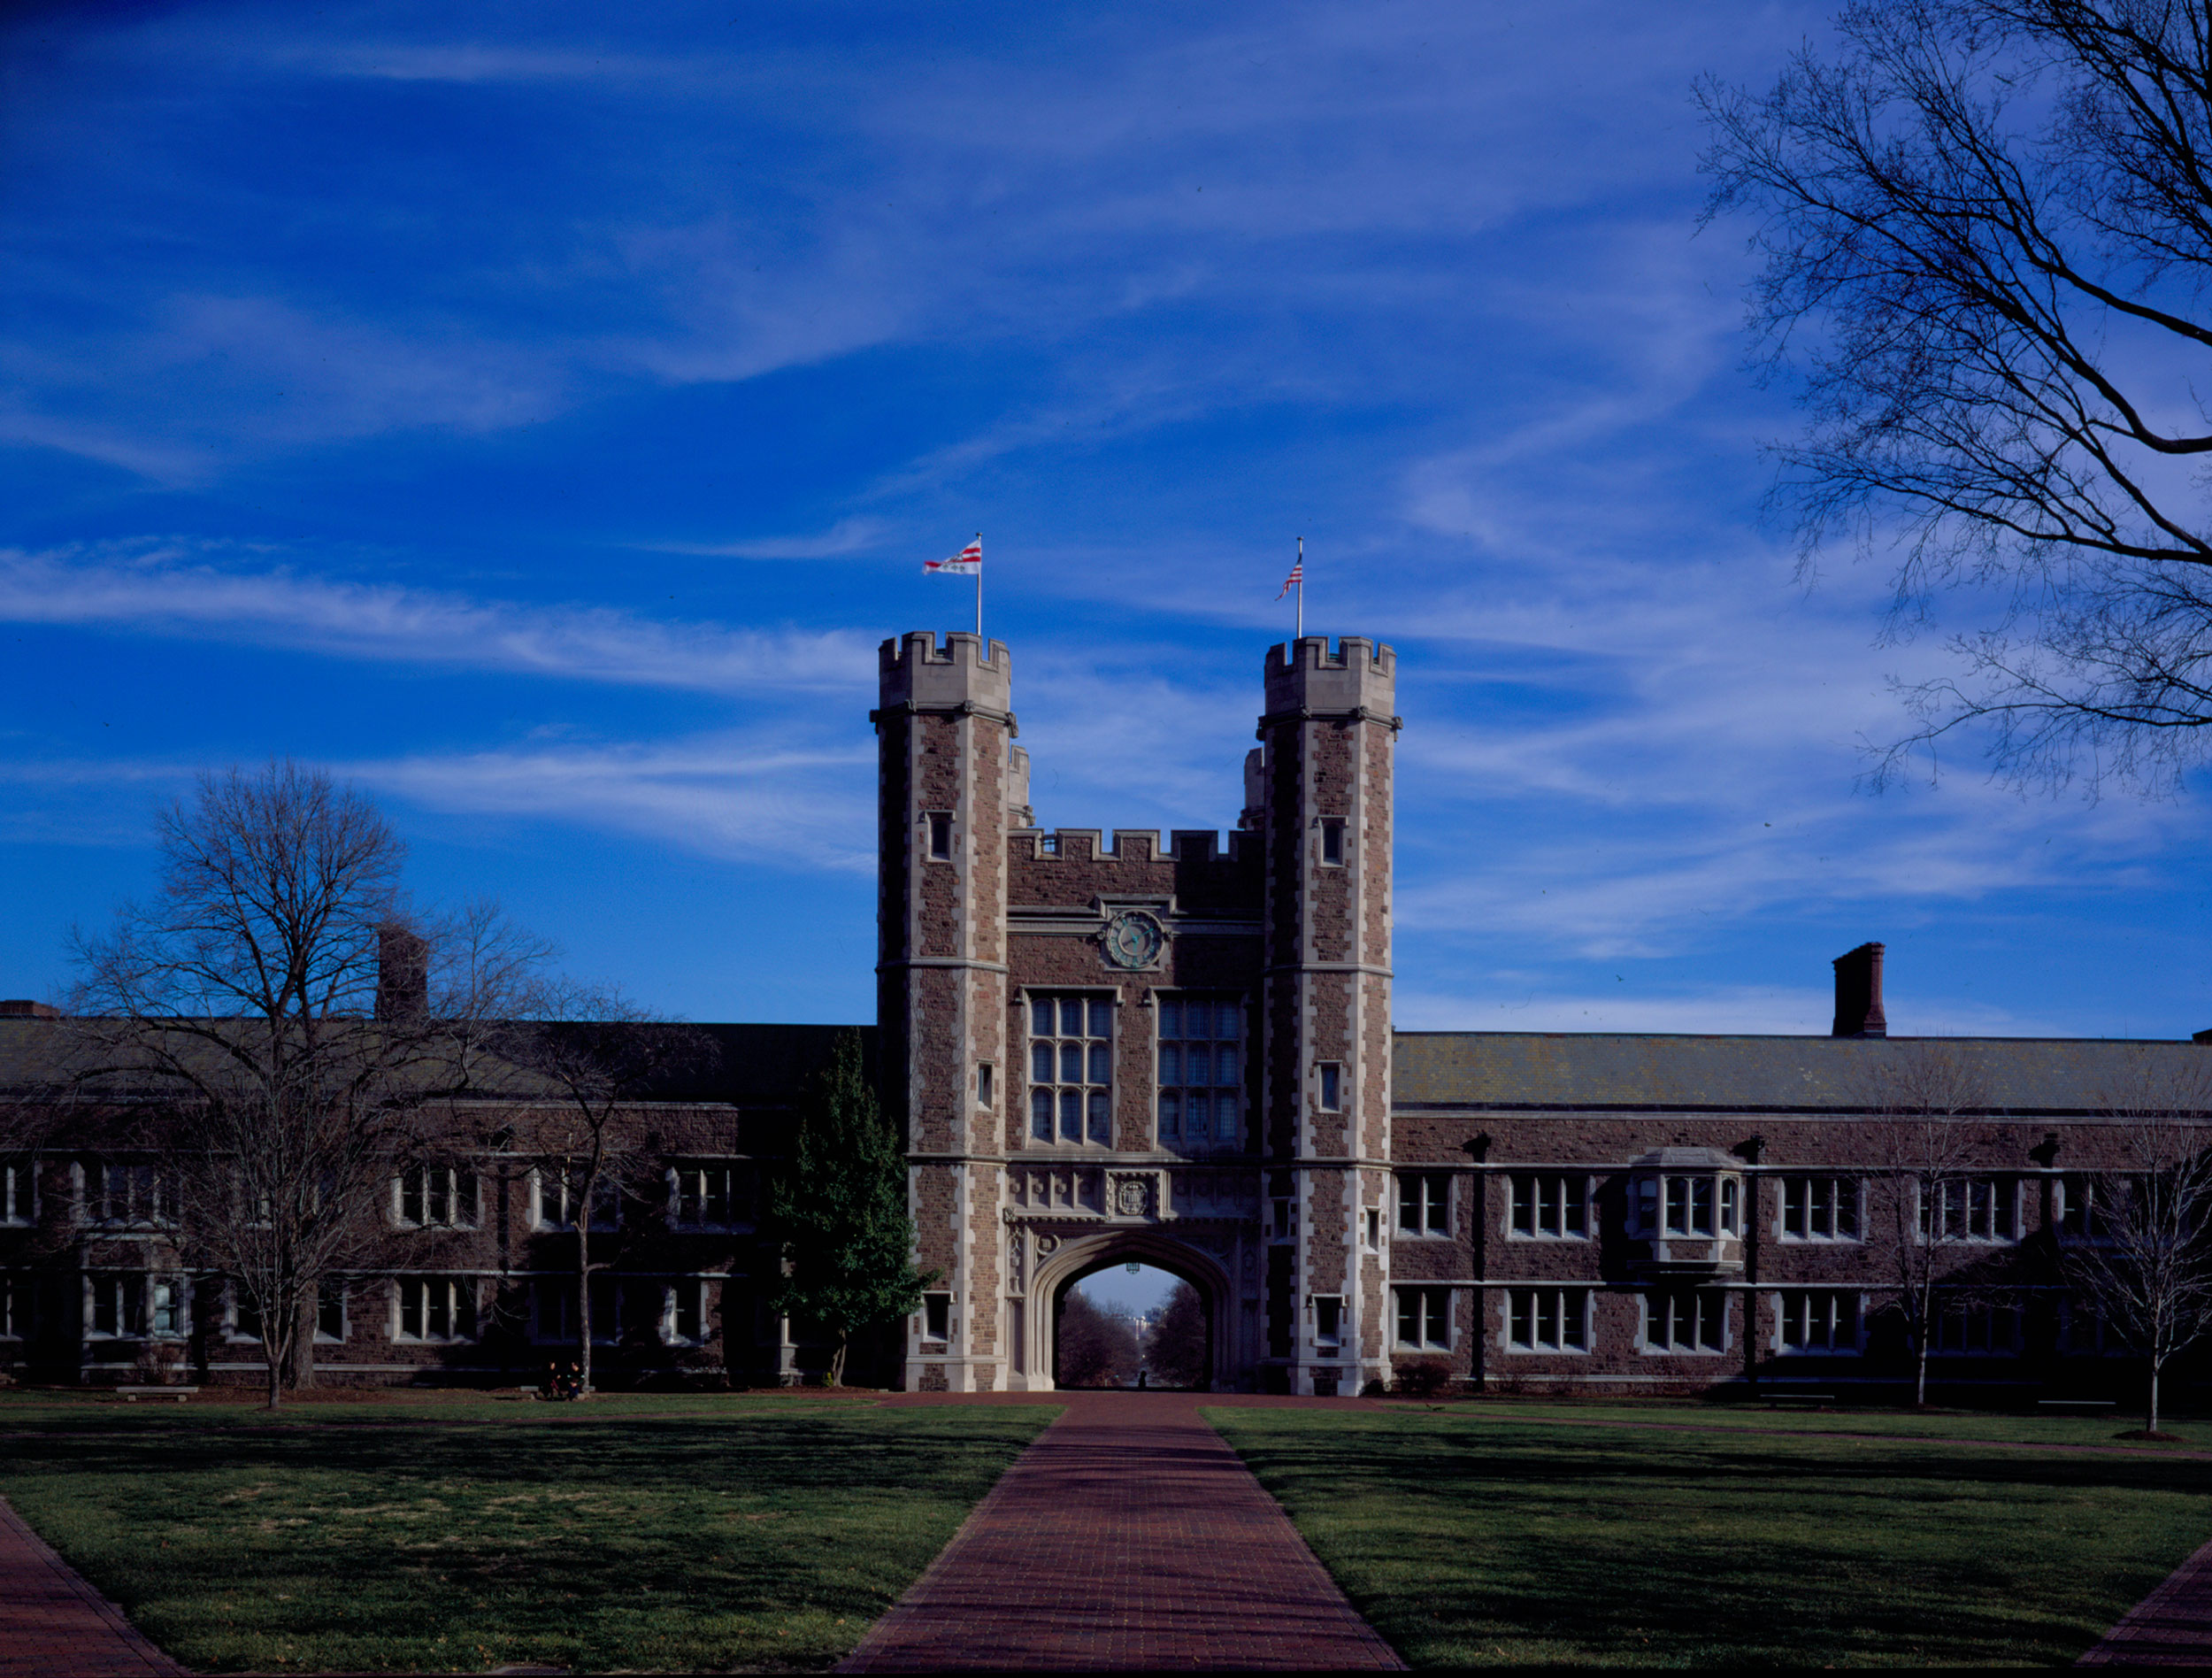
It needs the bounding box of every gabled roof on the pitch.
[1392,1031,2212,1117]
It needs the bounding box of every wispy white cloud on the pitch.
[634,517,895,559]
[0,544,876,696]
[348,735,877,874]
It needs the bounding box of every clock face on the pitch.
[1102,910,1165,970]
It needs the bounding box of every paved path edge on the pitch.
[2079,1536,2212,1667]
[0,1495,186,1676]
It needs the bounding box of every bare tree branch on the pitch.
[1700,0,2212,793]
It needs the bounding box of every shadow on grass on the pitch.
[1215,1412,2212,1668]
[0,1405,1058,1674]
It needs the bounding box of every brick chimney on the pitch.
[1832,943,1887,1038]
[375,924,429,1020]
[0,1000,60,1019]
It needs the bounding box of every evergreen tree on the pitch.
[766,1030,930,1385]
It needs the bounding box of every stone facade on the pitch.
[2,629,2208,1397]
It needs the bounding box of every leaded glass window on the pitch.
[1029,995,1112,1145]
[1156,996,1244,1153]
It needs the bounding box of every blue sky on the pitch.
[3,0,2207,1041]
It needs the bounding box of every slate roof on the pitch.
[1392,1031,2212,1116]
[0,1017,871,1108]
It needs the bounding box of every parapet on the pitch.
[1262,635,1396,723]
[1014,828,1250,864]
[878,631,1013,720]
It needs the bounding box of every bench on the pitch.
[114,1386,197,1404]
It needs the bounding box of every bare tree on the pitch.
[1056,1288,1141,1389]
[70,764,425,1409]
[501,988,711,1395]
[2059,1054,2212,1434]
[1863,1046,1995,1405]
[1700,0,2212,793]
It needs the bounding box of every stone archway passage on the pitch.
[839,1392,1403,1672]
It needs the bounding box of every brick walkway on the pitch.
[840,1390,1404,1672]
[2079,1536,2212,1667]
[0,1497,183,1677]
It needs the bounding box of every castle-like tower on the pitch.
[877,630,1394,1394]
[1256,637,1398,1395]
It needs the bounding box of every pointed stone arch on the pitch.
[1021,1228,1237,1392]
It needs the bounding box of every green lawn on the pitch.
[0,1393,1056,1673]
[1209,1403,2212,1667]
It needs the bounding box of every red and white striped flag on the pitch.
[926,536,982,576]
[1276,556,1302,599]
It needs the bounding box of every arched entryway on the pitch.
[1020,1228,1236,1393]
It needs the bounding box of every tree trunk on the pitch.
[1914,1288,1932,1408]
[2149,1362,2162,1436]
[265,1310,287,1412]
[290,1297,317,1391]
[829,1328,848,1389]
[577,1208,593,1397]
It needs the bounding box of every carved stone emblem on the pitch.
[1113,1176,1154,1218]
[1035,1233,1060,1255]
[1101,910,1166,970]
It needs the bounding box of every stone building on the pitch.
[1,628,2208,1397]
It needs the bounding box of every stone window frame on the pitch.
[926,810,954,861]
[2057,1295,2132,1357]
[396,1162,480,1230]
[665,1277,713,1346]
[1396,1171,1451,1238]
[87,1271,188,1340]
[1634,1172,1741,1239]
[1153,991,1247,1155]
[531,1169,620,1232]
[1932,1297,2024,1355]
[1317,816,1347,866]
[1642,1287,1729,1355]
[1772,1288,1863,1354]
[1505,1287,1590,1353]
[395,1276,481,1343]
[0,1273,29,1340]
[1316,1061,1344,1112]
[1916,1176,2021,1245]
[81,1158,178,1229]
[1778,1175,1862,1243]
[1023,989,1117,1151]
[1310,1293,1345,1352]
[668,1162,750,1231]
[1509,1173,1590,1241]
[0,1159,33,1226]
[2055,1174,2128,1243]
[1394,1284,1453,1351]
[921,1290,952,1346]
[226,1277,349,1344]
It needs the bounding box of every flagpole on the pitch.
[1295,536,1304,640]
[975,532,983,640]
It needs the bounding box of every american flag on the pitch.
[926,536,982,575]
[1276,556,1302,599]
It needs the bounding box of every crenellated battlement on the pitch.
[1262,635,1396,723]
[1009,828,1251,864]
[877,630,1013,720]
